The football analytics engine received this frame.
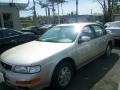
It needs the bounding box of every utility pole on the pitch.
[52,3,55,16]
[76,0,78,22]
[110,0,114,21]
[10,0,15,6]
[45,0,48,16]
[33,0,37,26]
[45,6,48,17]
[52,2,55,24]
[46,1,51,24]
[91,9,93,22]
[11,0,13,3]
[48,7,50,24]
[57,3,60,24]
[61,3,63,16]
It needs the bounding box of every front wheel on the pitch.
[51,61,74,89]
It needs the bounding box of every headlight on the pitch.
[14,65,41,74]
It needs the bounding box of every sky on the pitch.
[0,0,28,3]
[17,0,103,17]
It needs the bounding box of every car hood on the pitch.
[1,41,73,65]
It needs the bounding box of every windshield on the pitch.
[38,26,78,43]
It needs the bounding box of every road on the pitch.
[0,44,120,90]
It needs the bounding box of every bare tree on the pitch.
[33,0,38,26]
[96,0,112,23]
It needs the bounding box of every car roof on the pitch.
[56,22,97,27]
[51,23,98,32]
[106,27,120,29]
[0,28,23,33]
[108,21,120,25]
[112,21,120,22]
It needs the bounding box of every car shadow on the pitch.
[66,53,119,90]
[43,53,119,90]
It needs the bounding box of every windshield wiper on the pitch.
[36,39,59,43]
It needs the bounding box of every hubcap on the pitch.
[58,67,71,87]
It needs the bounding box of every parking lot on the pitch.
[1,0,120,90]
[0,42,120,90]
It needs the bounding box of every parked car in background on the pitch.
[106,21,120,41]
[22,24,54,35]
[104,22,111,28]
[38,24,55,35]
[96,20,103,26]
[0,28,37,53]
[0,23,113,90]
[22,26,41,34]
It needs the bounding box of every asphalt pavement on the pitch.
[0,43,120,90]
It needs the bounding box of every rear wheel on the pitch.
[105,44,112,57]
[18,87,29,90]
[51,61,74,89]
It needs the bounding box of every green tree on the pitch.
[112,1,120,14]
[48,0,66,23]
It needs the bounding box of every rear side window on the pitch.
[92,25,106,37]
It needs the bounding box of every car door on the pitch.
[91,25,108,54]
[76,26,97,65]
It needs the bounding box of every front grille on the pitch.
[1,62,12,70]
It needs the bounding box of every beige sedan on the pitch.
[0,23,113,90]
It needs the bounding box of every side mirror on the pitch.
[78,36,91,43]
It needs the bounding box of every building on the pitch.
[63,15,102,23]
[64,15,92,23]
[112,0,120,21]
[0,0,28,29]
[36,14,102,25]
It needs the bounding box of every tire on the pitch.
[104,44,112,57]
[51,61,74,89]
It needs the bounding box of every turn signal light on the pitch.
[16,78,40,85]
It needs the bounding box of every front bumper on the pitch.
[0,68,49,90]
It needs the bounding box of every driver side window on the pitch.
[80,26,95,39]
